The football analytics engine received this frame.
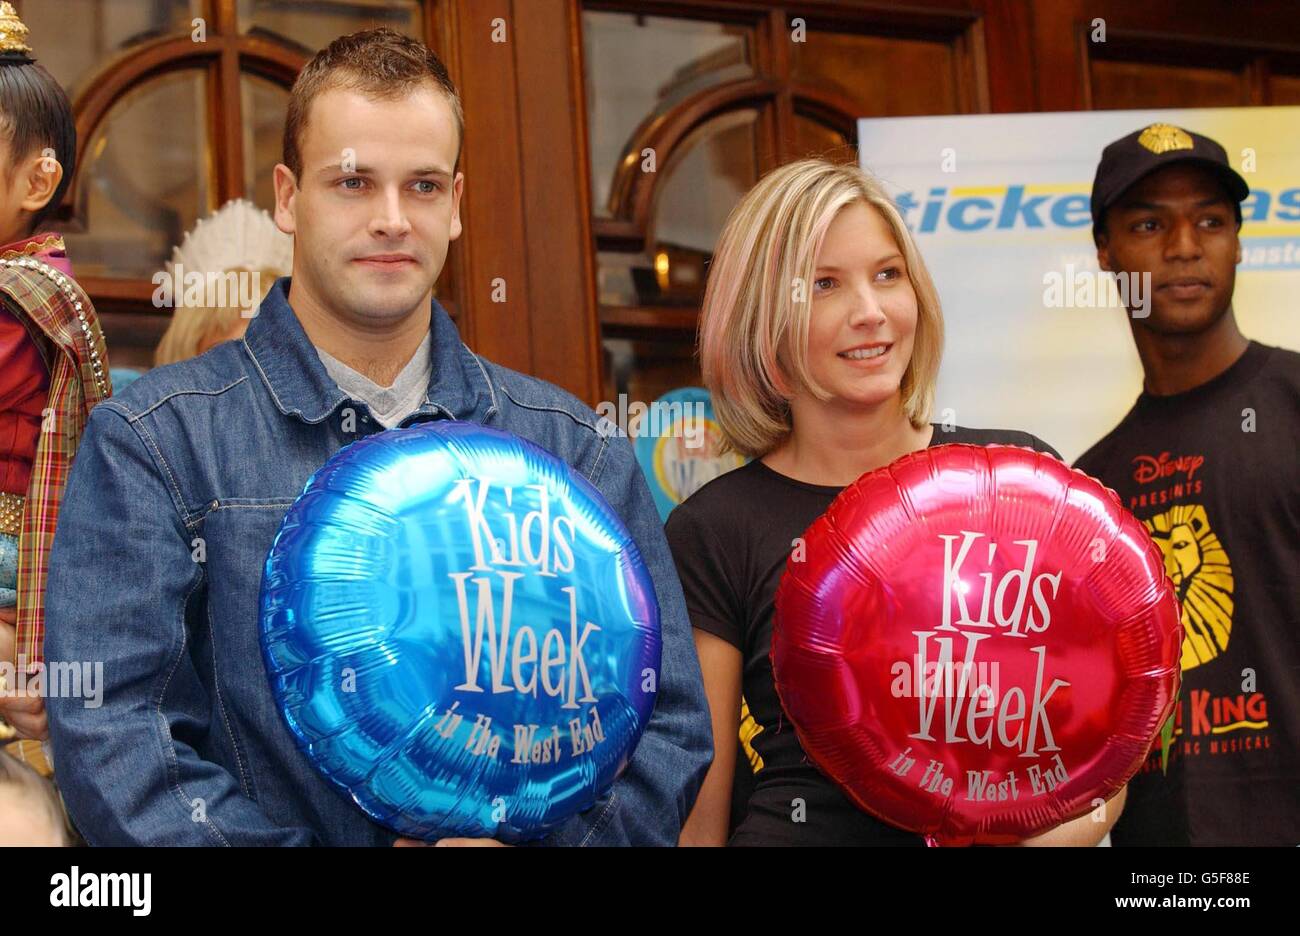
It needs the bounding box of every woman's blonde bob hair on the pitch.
[699,158,944,458]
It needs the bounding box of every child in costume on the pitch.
[0,2,111,774]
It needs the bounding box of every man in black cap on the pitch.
[1075,123,1300,846]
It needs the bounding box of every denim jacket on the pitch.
[44,278,712,846]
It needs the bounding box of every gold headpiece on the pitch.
[0,2,32,57]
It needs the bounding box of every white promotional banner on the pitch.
[857,107,1300,462]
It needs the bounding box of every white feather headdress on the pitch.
[168,199,293,277]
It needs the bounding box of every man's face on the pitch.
[273,84,463,327]
[1097,164,1241,335]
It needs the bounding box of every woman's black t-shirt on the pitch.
[664,425,1061,846]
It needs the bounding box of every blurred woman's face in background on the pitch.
[802,201,919,412]
[195,317,250,357]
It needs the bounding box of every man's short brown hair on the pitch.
[282,28,464,181]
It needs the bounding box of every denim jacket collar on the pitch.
[242,276,497,425]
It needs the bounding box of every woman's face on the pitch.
[801,201,919,410]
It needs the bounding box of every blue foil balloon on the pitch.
[259,421,661,842]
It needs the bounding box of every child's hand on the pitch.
[0,606,47,741]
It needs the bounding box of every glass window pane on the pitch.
[65,71,211,279]
[597,108,757,309]
[238,0,422,53]
[789,27,960,117]
[602,336,700,424]
[242,73,290,214]
[583,10,754,218]
[23,0,202,96]
[595,249,650,308]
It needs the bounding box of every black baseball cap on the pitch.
[1091,123,1249,237]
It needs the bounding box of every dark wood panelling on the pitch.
[1090,59,1247,110]
[511,0,603,403]
[1272,72,1300,103]
[1030,0,1300,111]
[445,0,534,375]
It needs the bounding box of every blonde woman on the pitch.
[667,159,1125,846]
[154,199,292,366]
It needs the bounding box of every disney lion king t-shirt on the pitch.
[1075,341,1300,846]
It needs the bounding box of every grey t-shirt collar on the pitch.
[315,334,432,429]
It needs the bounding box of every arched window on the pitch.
[17,0,432,366]
[582,3,989,407]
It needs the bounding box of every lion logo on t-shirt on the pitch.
[1144,504,1234,670]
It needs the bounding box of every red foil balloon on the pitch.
[772,444,1181,845]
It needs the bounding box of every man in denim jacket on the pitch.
[42,29,712,846]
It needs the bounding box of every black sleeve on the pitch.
[1018,432,1064,462]
[1073,438,1112,478]
[937,425,1063,462]
[664,501,745,652]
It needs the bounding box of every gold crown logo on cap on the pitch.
[1138,123,1194,155]
[0,2,31,55]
